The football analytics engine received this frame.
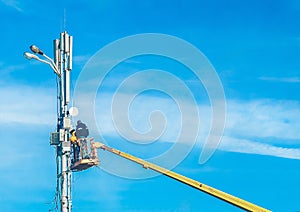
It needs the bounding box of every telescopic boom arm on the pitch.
[94,142,271,212]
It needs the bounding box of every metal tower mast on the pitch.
[24,32,271,212]
[54,31,73,212]
[24,31,73,212]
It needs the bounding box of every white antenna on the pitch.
[64,8,67,31]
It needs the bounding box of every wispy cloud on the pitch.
[2,80,300,160]
[220,136,300,160]
[259,76,300,83]
[0,64,26,75]
[73,54,91,65]
[221,99,300,160]
[1,0,23,12]
[91,93,300,160]
[0,84,57,125]
[90,91,206,142]
[225,99,300,141]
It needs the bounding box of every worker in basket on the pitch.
[70,129,80,162]
[76,120,90,159]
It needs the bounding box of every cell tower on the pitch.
[52,32,73,212]
[24,32,271,212]
[24,31,73,212]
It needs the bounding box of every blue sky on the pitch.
[1,0,300,211]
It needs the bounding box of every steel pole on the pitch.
[57,31,73,212]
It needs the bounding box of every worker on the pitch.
[70,129,80,162]
[76,120,90,159]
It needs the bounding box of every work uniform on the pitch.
[70,129,79,161]
[76,121,89,138]
[76,120,90,159]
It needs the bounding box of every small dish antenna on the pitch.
[69,107,79,117]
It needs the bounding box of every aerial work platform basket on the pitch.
[71,158,99,171]
[71,138,99,172]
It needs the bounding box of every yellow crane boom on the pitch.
[94,142,271,212]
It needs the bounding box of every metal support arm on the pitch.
[94,142,271,212]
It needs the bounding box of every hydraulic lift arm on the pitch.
[94,142,271,212]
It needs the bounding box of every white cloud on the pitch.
[91,93,300,140]
[73,54,91,65]
[1,0,23,12]
[225,99,300,141]
[259,76,300,83]
[91,93,300,160]
[91,91,206,143]
[3,81,300,160]
[220,136,300,160]
[0,84,57,125]
[0,64,26,75]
